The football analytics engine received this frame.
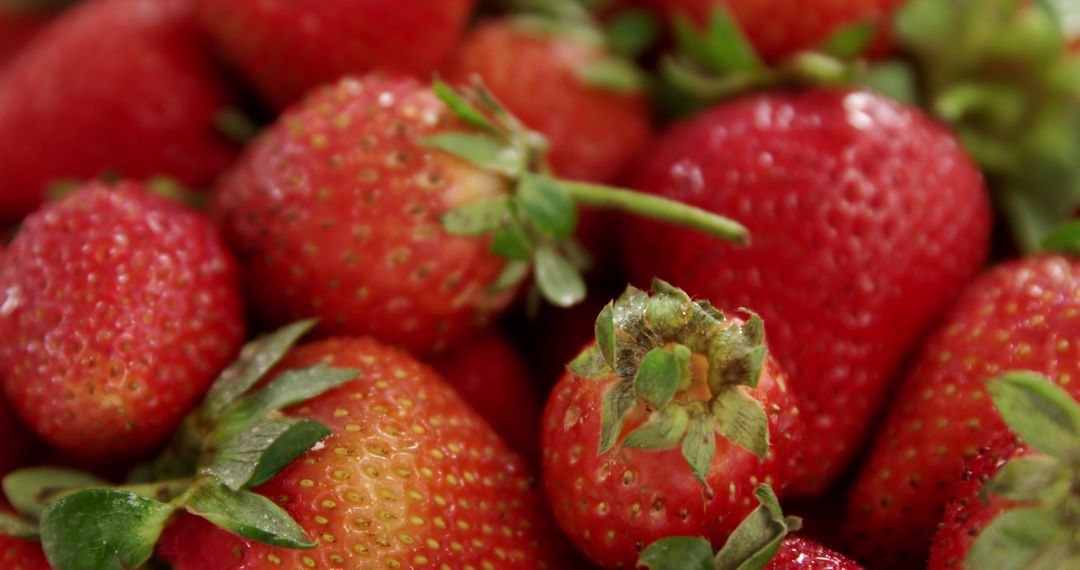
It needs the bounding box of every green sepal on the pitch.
[534,245,586,307]
[182,479,316,549]
[441,196,510,236]
[1041,219,1080,254]
[633,346,682,409]
[595,302,617,367]
[567,344,615,378]
[146,177,208,211]
[424,132,525,177]
[432,80,498,133]
[707,312,768,394]
[673,9,763,75]
[819,20,876,60]
[578,57,649,93]
[599,380,636,454]
[40,489,176,570]
[638,536,716,570]
[516,174,577,239]
[608,285,651,378]
[966,506,1070,570]
[214,108,261,145]
[605,8,659,58]
[3,468,108,519]
[714,484,801,570]
[981,456,1071,505]
[681,413,716,489]
[862,60,920,104]
[711,387,770,460]
[206,418,332,491]
[489,260,531,292]
[204,319,318,418]
[987,372,1080,459]
[491,215,532,261]
[0,512,39,539]
[622,405,690,451]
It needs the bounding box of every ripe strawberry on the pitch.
[430,331,543,463]
[646,0,905,60]
[0,7,48,69]
[768,536,865,569]
[197,0,475,109]
[0,181,245,462]
[845,255,1080,568]
[0,0,240,223]
[542,281,804,567]
[157,336,569,569]
[623,88,992,496]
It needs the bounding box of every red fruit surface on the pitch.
[927,436,1027,570]
[212,74,515,356]
[158,337,568,569]
[0,8,49,69]
[767,536,865,569]
[647,0,906,60]
[542,334,804,566]
[0,182,245,462]
[846,255,1080,568]
[0,0,239,224]
[624,88,992,496]
[430,332,542,463]
[197,0,475,108]
[0,396,37,477]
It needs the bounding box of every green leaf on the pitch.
[605,8,659,58]
[489,260,531,292]
[441,196,510,236]
[638,536,716,570]
[0,512,38,539]
[987,372,1080,459]
[534,246,586,308]
[578,57,648,93]
[711,388,770,460]
[714,484,798,570]
[673,9,763,75]
[862,60,920,105]
[1042,219,1080,254]
[4,468,108,519]
[622,405,690,451]
[432,80,498,132]
[599,380,636,454]
[204,319,318,418]
[983,456,1070,504]
[183,479,316,549]
[633,346,681,408]
[40,489,176,570]
[682,414,716,488]
[515,174,577,240]
[206,418,332,491]
[424,133,525,177]
[966,506,1069,570]
[567,344,615,378]
[595,302,616,367]
[490,216,532,261]
[820,20,876,59]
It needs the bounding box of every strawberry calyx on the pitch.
[894,0,1080,253]
[0,320,358,570]
[965,372,1080,569]
[637,483,803,570]
[429,81,748,308]
[567,279,770,489]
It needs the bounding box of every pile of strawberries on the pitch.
[2,0,1080,569]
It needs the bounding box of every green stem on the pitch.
[116,478,195,504]
[561,181,751,245]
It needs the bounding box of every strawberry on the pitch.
[0,397,37,478]
[0,7,48,69]
[845,255,1080,568]
[212,73,746,356]
[645,0,905,61]
[430,331,543,463]
[0,504,48,570]
[541,281,804,567]
[157,336,569,569]
[623,88,992,495]
[196,0,475,109]
[0,0,241,223]
[638,484,865,570]
[0,181,245,462]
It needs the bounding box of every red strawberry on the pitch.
[768,536,865,569]
[0,397,37,478]
[0,181,245,462]
[845,255,1080,568]
[623,88,992,496]
[0,0,240,223]
[430,331,543,463]
[646,0,905,60]
[196,0,475,109]
[0,7,48,69]
[0,504,48,570]
[542,281,804,567]
[158,336,570,569]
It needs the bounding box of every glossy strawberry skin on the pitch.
[0,182,245,462]
[845,255,1080,568]
[158,337,568,569]
[646,0,905,60]
[542,336,804,567]
[212,74,515,356]
[0,0,239,224]
[197,0,475,109]
[623,89,992,496]
[0,8,49,70]
[767,536,865,570]
[430,332,543,464]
